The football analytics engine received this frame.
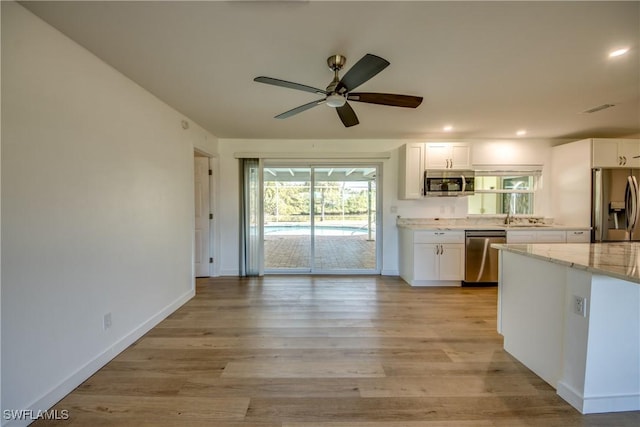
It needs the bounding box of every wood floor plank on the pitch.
[283,422,493,427]
[221,360,386,378]
[40,395,249,426]
[32,276,640,426]
[357,374,541,397]
[179,377,362,398]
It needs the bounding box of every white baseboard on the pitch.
[220,268,240,276]
[557,381,640,414]
[4,289,195,427]
[381,269,399,276]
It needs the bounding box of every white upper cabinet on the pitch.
[592,138,640,168]
[425,142,472,169]
[398,143,425,199]
[398,142,472,199]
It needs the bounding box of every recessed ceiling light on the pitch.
[516,130,527,136]
[609,47,629,58]
[443,125,453,132]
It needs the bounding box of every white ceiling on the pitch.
[20,1,640,141]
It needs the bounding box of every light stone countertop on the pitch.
[398,224,590,231]
[492,242,640,284]
[396,218,590,231]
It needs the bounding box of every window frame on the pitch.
[468,168,541,216]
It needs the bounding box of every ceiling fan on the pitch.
[254,53,423,128]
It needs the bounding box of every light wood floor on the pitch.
[36,276,640,426]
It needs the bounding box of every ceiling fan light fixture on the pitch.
[326,93,347,108]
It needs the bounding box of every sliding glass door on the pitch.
[263,165,379,274]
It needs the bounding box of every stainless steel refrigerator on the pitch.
[592,168,640,242]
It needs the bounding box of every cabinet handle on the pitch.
[619,156,623,165]
[624,156,628,165]
[574,231,584,235]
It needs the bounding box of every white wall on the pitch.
[216,138,555,276]
[1,2,216,421]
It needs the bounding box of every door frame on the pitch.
[194,150,218,278]
[262,160,383,275]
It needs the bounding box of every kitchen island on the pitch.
[493,242,640,414]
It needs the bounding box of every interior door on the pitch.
[194,156,211,277]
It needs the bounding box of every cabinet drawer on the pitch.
[506,230,566,243]
[535,231,566,243]
[506,230,537,243]
[414,230,465,244]
[566,230,590,243]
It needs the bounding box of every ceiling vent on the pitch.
[582,104,616,114]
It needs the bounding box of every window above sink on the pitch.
[468,168,542,216]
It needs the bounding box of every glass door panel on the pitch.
[313,167,377,272]
[263,168,311,271]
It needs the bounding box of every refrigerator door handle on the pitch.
[632,176,640,236]
[626,176,638,235]
[625,177,632,232]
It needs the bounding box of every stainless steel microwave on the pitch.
[423,170,475,196]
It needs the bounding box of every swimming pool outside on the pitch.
[264,223,375,237]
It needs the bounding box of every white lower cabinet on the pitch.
[399,229,464,286]
[414,243,464,281]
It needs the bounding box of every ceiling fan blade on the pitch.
[275,99,325,119]
[336,102,359,127]
[348,92,423,108]
[337,54,390,94]
[254,76,327,95]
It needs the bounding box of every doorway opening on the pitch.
[263,165,380,274]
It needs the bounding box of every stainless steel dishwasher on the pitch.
[464,230,506,285]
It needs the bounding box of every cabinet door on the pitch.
[399,143,424,199]
[450,144,472,169]
[424,144,451,169]
[439,244,465,280]
[592,139,621,168]
[619,140,640,168]
[566,230,590,243]
[414,244,439,280]
[591,139,639,168]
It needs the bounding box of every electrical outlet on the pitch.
[573,295,587,317]
[103,312,112,330]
